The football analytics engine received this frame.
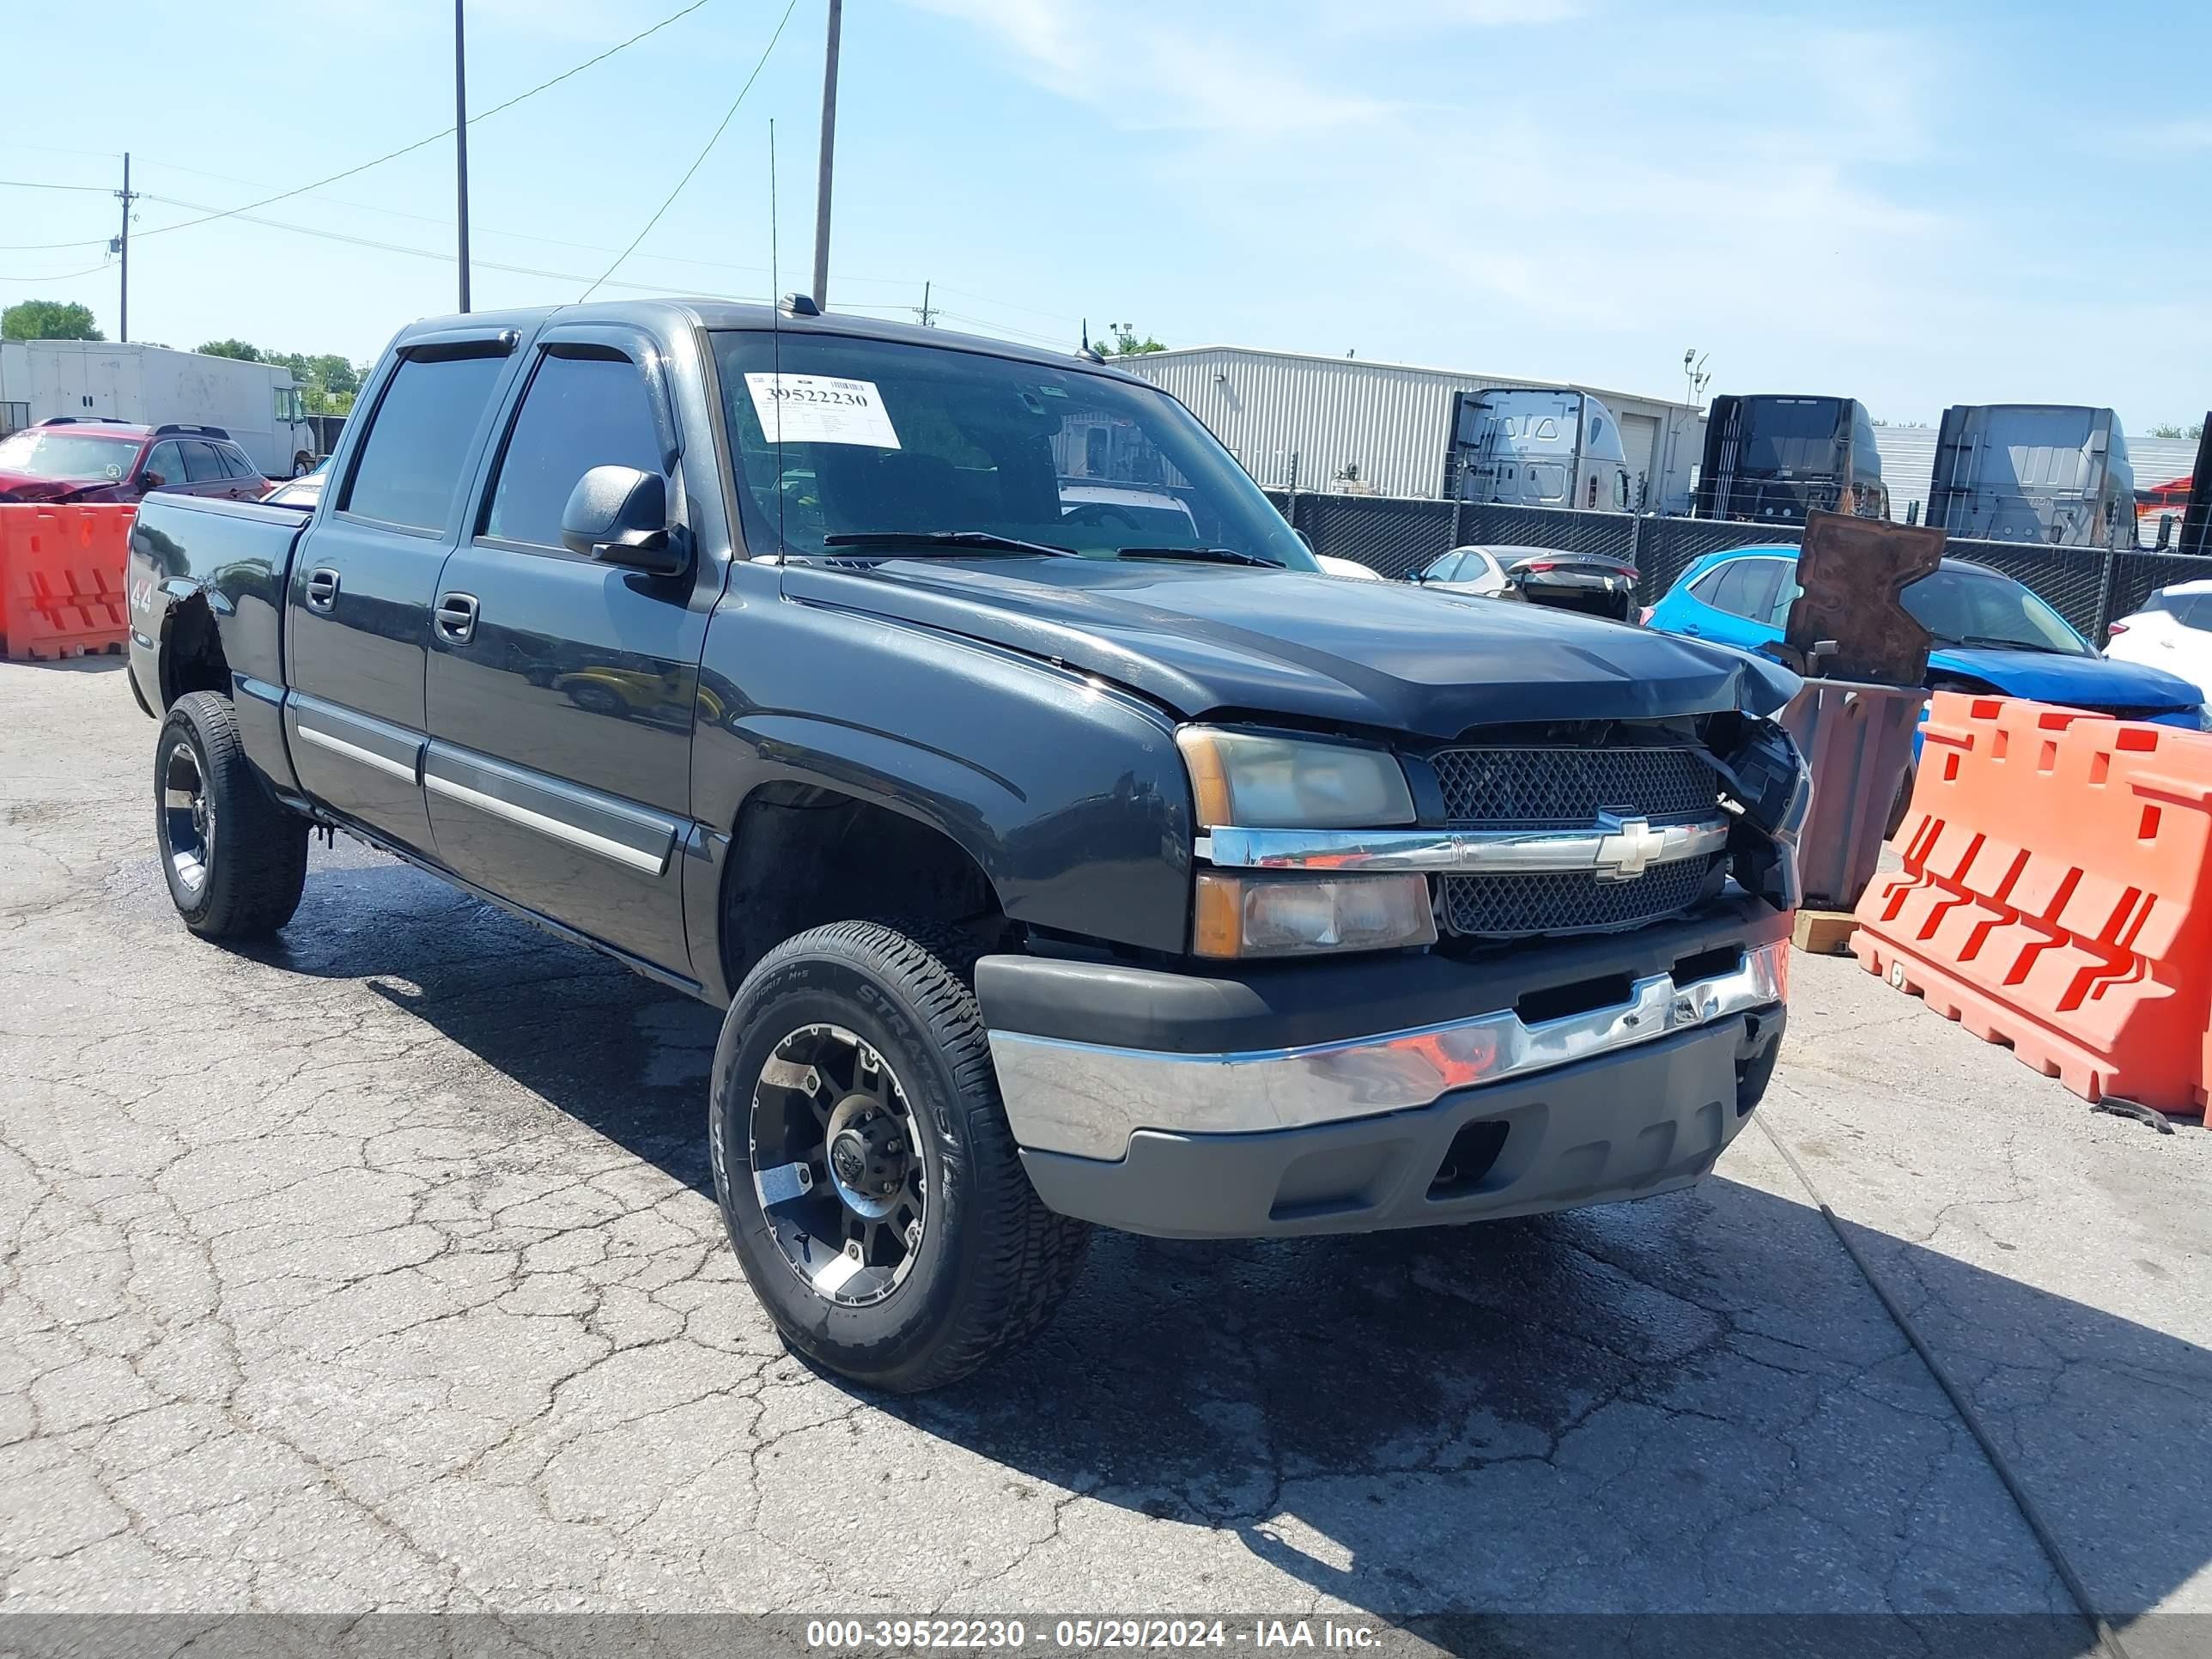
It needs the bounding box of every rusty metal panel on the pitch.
[1782,511,1944,686]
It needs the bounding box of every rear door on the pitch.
[422,323,707,973]
[283,330,520,854]
[178,439,248,500]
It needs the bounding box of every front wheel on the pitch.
[708,921,1091,1392]
[155,692,309,939]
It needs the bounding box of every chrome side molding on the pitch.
[988,940,1788,1160]
[1198,816,1731,882]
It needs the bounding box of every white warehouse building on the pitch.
[1114,343,1707,513]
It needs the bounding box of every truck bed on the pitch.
[128,492,311,744]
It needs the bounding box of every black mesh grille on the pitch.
[1441,854,1724,939]
[1431,745,1717,827]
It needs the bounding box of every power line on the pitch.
[7,156,1085,333]
[0,0,714,254]
[581,0,799,301]
[0,258,114,283]
[122,193,767,301]
[0,179,113,193]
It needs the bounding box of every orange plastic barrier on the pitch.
[1851,693,2212,1119]
[0,504,136,661]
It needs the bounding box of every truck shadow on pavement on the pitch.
[255,854,2212,1647]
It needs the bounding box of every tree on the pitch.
[2,300,102,341]
[191,339,364,414]
[1098,323,1166,356]
[2148,421,2204,441]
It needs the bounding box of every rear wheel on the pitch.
[155,692,309,939]
[708,921,1091,1392]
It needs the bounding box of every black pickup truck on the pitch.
[126,301,1808,1391]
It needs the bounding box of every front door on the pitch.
[422,326,708,975]
[283,334,519,854]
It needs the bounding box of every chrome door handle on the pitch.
[304,567,340,611]
[434,591,480,644]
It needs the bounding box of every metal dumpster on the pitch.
[1778,678,1929,911]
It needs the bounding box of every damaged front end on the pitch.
[1705,711,1813,915]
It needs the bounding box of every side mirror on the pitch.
[142,471,167,489]
[1293,529,1315,554]
[561,465,684,575]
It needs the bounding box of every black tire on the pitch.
[155,691,309,939]
[709,920,1091,1392]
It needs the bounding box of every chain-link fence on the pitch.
[1267,488,2212,637]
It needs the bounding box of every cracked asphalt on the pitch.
[3,658,2209,1651]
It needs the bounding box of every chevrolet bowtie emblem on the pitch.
[1593,812,1666,882]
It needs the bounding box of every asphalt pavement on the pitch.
[2,657,2208,1656]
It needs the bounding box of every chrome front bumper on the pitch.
[987,939,1788,1162]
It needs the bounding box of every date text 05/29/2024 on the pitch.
[803,1619,1384,1651]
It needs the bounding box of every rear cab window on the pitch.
[340,349,510,533]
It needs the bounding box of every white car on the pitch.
[1315,555,1381,580]
[1411,545,1510,597]
[2106,580,2212,702]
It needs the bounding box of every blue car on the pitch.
[1646,544,2207,829]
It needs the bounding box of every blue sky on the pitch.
[4,0,2206,429]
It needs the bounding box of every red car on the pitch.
[0,418,270,504]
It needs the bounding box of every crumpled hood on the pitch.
[1933,643,2203,710]
[0,471,88,502]
[783,557,1801,738]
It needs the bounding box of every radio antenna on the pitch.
[769,118,787,557]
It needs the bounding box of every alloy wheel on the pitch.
[750,1023,928,1306]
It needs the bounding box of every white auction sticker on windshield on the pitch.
[744,373,901,448]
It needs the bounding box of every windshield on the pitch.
[1901,565,2090,656]
[0,429,137,481]
[1739,398,1844,475]
[711,331,1315,570]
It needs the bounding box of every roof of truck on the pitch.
[388,300,1143,382]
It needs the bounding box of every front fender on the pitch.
[693,591,1194,959]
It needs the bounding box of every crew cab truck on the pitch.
[128,301,1810,1392]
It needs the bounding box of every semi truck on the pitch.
[0,339,318,478]
[2173,416,2209,558]
[1926,404,2137,550]
[125,297,1808,1391]
[1446,386,1635,513]
[1694,395,1888,524]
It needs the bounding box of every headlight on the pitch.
[1194,872,1437,959]
[1177,727,1415,828]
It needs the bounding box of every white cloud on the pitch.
[904,0,1389,134]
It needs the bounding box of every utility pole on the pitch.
[915,281,935,327]
[811,0,842,312]
[454,0,473,313]
[113,153,136,343]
